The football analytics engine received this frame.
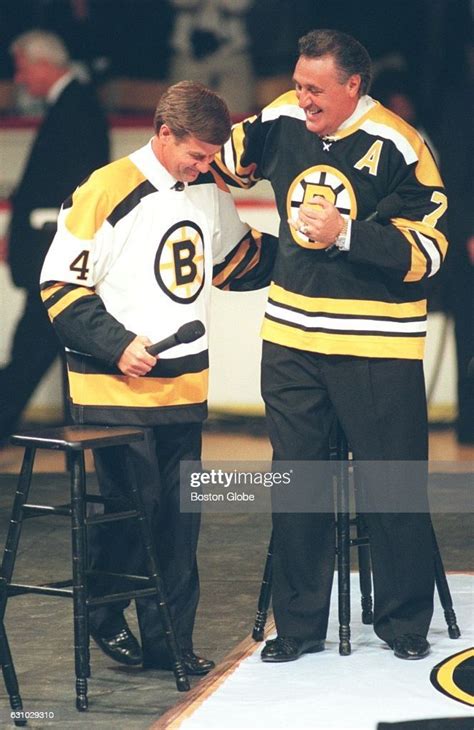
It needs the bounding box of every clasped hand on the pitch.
[288,196,344,247]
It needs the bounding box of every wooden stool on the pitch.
[252,425,461,654]
[0,426,190,723]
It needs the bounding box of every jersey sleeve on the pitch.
[209,172,277,290]
[213,112,269,189]
[40,179,135,365]
[349,140,449,282]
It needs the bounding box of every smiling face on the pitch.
[293,54,361,137]
[154,125,221,183]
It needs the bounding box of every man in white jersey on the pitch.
[40,81,276,673]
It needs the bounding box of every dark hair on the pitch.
[153,80,231,145]
[298,29,372,96]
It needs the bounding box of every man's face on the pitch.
[13,50,52,98]
[293,54,361,137]
[157,127,221,183]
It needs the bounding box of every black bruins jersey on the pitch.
[215,93,449,360]
[40,141,276,426]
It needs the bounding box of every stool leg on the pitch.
[123,451,190,693]
[0,620,26,726]
[335,430,351,656]
[336,470,351,655]
[70,451,90,711]
[0,448,36,620]
[252,533,273,641]
[431,526,461,639]
[355,514,373,625]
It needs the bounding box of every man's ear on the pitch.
[347,74,362,98]
[158,124,173,142]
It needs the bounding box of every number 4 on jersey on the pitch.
[69,250,90,280]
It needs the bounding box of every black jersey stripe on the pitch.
[42,282,89,309]
[66,348,209,378]
[267,297,427,323]
[61,173,94,211]
[213,233,259,288]
[264,313,426,338]
[412,229,443,278]
[107,180,158,227]
[70,401,208,427]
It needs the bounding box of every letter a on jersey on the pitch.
[354,140,383,175]
[155,220,205,303]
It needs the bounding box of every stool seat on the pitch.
[10,425,145,451]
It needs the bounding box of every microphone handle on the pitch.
[364,210,379,222]
[146,333,179,356]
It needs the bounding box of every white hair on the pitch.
[10,30,70,68]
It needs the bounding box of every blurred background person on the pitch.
[168,0,254,114]
[0,29,109,444]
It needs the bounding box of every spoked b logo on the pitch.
[287,165,357,249]
[155,220,205,303]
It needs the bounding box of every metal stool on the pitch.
[252,424,461,654]
[0,425,190,724]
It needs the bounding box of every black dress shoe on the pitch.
[90,625,143,666]
[392,634,430,660]
[143,649,215,675]
[261,636,325,663]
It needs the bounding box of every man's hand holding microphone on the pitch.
[117,320,206,378]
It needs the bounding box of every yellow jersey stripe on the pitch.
[68,370,209,408]
[40,282,65,303]
[262,318,425,360]
[213,155,249,187]
[48,286,94,321]
[65,158,147,240]
[213,239,252,287]
[393,218,447,282]
[268,283,427,318]
[233,124,257,179]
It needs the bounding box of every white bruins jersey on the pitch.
[40,141,276,425]
[215,94,449,360]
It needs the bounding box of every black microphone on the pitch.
[326,193,403,258]
[145,320,205,356]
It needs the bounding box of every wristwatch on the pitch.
[334,217,349,248]
[326,217,350,258]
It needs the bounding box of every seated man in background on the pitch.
[40,81,276,674]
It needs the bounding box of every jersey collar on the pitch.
[130,138,185,191]
[322,95,377,142]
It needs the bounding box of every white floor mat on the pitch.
[179,574,473,729]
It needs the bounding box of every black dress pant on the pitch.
[261,341,435,645]
[0,289,61,439]
[88,422,202,655]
